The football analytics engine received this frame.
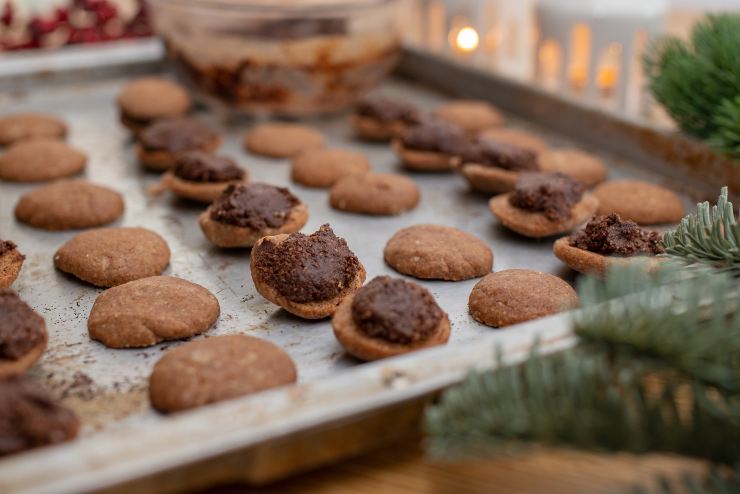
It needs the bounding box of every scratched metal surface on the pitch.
[0,48,694,494]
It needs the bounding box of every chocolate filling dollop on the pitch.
[0,240,16,256]
[140,119,218,152]
[351,276,443,344]
[356,96,421,125]
[458,138,538,171]
[0,290,45,361]
[0,377,79,457]
[210,183,299,230]
[400,119,467,154]
[254,224,360,303]
[173,151,244,183]
[509,172,584,221]
[570,213,665,256]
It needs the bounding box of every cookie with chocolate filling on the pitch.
[489,172,599,238]
[88,276,220,348]
[117,78,191,134]
[149,334,297,413]
[592,180,685,225]
[0,241,24,289]
[352,96,422,141]
[452,138,539,195]
[332,276,450,361]
[538,149,608,187]
[434,100,504,134]
[245,123,325,158]
[0,112,66,146]
[14,179,124,230]
[392,119,467,172]
[251,224,366,319]
[199,183,308,248]
[0,377,79,456]
[0,139,86,182]
[291,148,370,188]
[0,290,47,378]
[329,173,420,215]
[553,213,665,276]
[54,227,171,287]
[479,128,549,155]
[158,151,248,203]
[384,224,493,281]
[469,270,579,328]
[137,119,221,171]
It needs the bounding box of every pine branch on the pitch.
[630,464,740,494]
[708,96,740,158]
[662,187,740,269]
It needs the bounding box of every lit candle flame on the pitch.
[454,26,479,53]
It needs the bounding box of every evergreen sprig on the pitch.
[632,464,740,494]
[662,187,740,269]
[708,96,740,157]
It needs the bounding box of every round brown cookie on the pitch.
[14,180,124,231]
[332,276,451,361]
[393,119,467,172]
[149,334,297,413]
[0,139,86,182]
[245,123,325,158]
[592,180,685,225]
[434,100,504,133]
[157,151,249,203]
[137,119,221,171]
[538,149,608,187]
[457,164,520,195]
[352,96,422,141]
[384,224,493,281]
[0,240,25,289]
[291,148,370,188]
[251,224,366,319]
[54,227,171,287]
[0,113,67,146]
[199,183,308,248]
[88,276,220,349]
[329,173,420,215]
[469,270,579,328]
[0,377,79,456]
[479,128,549,155]
[490,192,598,238]
[0,289,47,378]
[117,78,191,134]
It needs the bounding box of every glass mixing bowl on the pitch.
[148,0,402,117]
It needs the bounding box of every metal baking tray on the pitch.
[0,40,732,494]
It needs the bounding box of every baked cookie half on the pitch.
[0,240,24,289]
[0,289,47,379]
[538,148,608,187]
[199,183,308,248]
[592,180,685,225]
[0,139,86,182]
[137,119,221,171]
[332,276,450,361]
[117,77,191,135]
[251,224,366,319]
[330,173,420,215]
[244,123,324,158]
[158,151,248,203]
[478,127,549,155]
[352,96,422,141]
[434,100,504,134]
[489,172,598,238]
[453,138,539,195]
[553,213,666,276]
[0,112,66,146]
[291,148,370,188]
[392,119,467,172]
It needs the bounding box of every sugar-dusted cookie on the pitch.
[54,227,170,287]
[553,213,666,276]
[199,183,308,248]
[538,148,608,187]
[137,119,221,171]
[0,240,24,289]
[479,128,549,155]
[0,377,79,456]
[384,224,492,281]
[88,276,220,349]
[453,138,539,195]
[149,335,297,413]
[592,180,685,225]
[332,276,450,361]
[330,173,420,215]
[14,179,124,231]
[251,224,366,319]
[0,139,86,182]
[117,77,191,134]
[352,96,422,141]
[158,151,248,203]
[291,148,370,188]
[392,119,467,172]
[245,123,325,158]
[435,100,504,133]
[0,113,67,146]
[0,290,47,378]
[489,172,598,238]
[469,270,579,328]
